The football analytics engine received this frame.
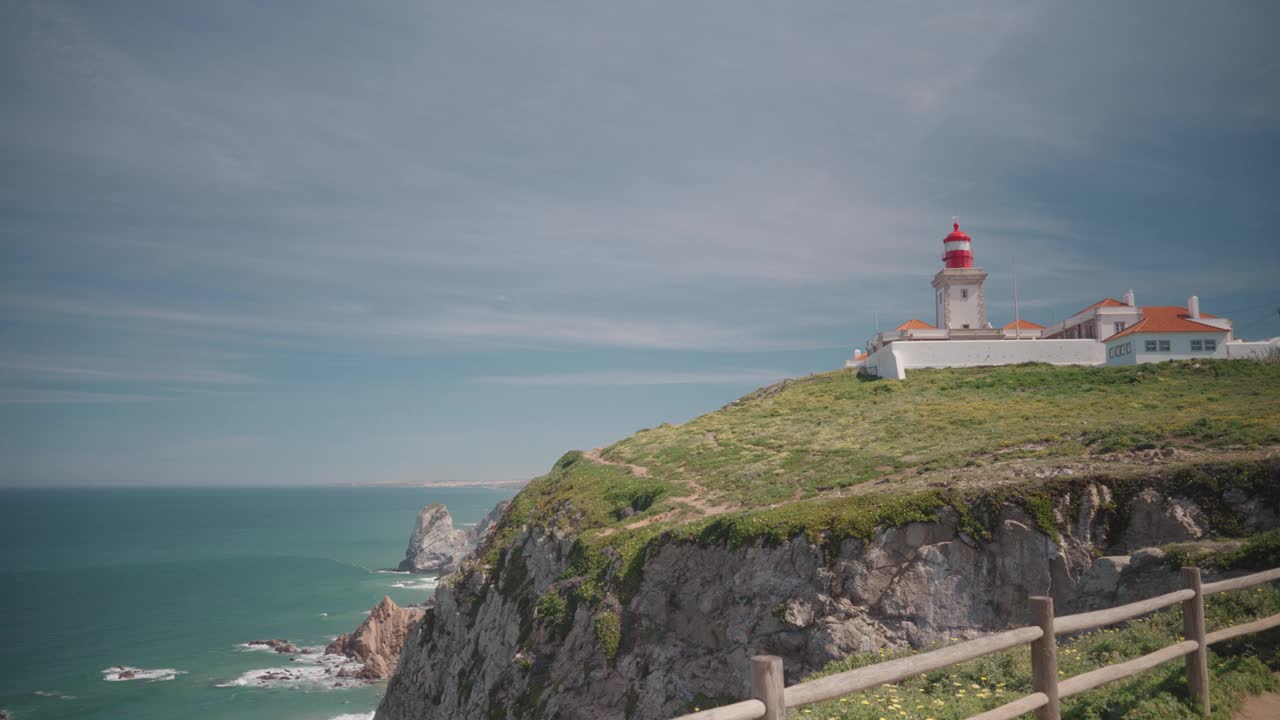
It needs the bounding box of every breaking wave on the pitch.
[390,576,439,591]
[214,651,365,690]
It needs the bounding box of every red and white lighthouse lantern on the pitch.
[942,219,974,269]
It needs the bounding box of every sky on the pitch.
[2,1,1278,486]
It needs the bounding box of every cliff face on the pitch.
[376,469,1279,720]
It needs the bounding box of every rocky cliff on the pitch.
[467,500,511,546]
[399,503,470,574]
[375,362,1280,719]
[376,460,1280,719]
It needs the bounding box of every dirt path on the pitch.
[1234,686,1280,720]
[582,449,737,536]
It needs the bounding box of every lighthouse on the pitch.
[931,219,988,330]
[942,220,974,268]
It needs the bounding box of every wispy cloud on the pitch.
[0,389,157,405]
[479,369,792,387]
[0,352,256,385]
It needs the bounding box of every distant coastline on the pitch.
[342,479,528,489]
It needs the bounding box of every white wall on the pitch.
[1002,327,1044,339]
[1224,338,1280,360]
[861,339,1105,380]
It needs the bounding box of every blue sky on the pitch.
[2,1,1278,486]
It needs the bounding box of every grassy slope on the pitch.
[605,360,1280,507]
[487,361,1280,561]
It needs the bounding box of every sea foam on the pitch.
[390,576,439,591]
[101,666,186,682]
[214,651,365,690]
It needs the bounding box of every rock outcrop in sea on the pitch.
[398,504,469,574]
[326,596,424,680]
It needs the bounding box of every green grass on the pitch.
[603,361,1280,507]
[1164,530,1280,573]
[481,362,1280,555]
[786,584,1280,720]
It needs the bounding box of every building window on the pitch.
[1205,339,1217,352]
[1191,340,1203,351]
[1115,321,1127,333]
[962,323,970,329]
[937,291,942,305]
[1158,340,1171,352]
[1145,340,1158,352]
[960,289,969,300]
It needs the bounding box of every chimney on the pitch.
[1123,289,1136,307]
[1188,295,1200,319]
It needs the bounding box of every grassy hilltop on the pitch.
[469,360,1280,719]
[488,360,1280,565]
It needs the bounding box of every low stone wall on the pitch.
[863,339,1105,380]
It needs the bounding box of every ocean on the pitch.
[0,485,516,720]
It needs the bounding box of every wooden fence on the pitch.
[671,566,1280,720]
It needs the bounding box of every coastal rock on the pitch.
[398,504,469,574]
[248,638,298,654]
[326,596,423,680]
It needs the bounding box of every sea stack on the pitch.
[397,503,469,574]
[325,596,424,680]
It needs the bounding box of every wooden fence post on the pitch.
[1030,596,1061,720]
[751,655,785,720]
[1182,567,1210,717]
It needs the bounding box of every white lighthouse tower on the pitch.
[931,219,989,330]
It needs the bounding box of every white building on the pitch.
[847,221,1277,378]
[1042,292,1144,341]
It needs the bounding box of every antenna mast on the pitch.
[1013,256,1022,340]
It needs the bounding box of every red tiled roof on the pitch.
[896,318,936,330]
[1071,297,1127,318]
[1002,319,1045,330]
[1109,306,1227,340]
[853,351,869,361]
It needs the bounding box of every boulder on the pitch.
[398,504,469,574]
[248,638,298,653]
[1120,489,1207,549]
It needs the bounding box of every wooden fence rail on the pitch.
[671,565,1280,720]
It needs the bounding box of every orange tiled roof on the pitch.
[1071,297,1127,317]
[896,318,936,330]
[1002,319,1045,330]
[853,351,869,361]
[1109,306,1226,340]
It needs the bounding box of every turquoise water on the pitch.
[0,486,515,720]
